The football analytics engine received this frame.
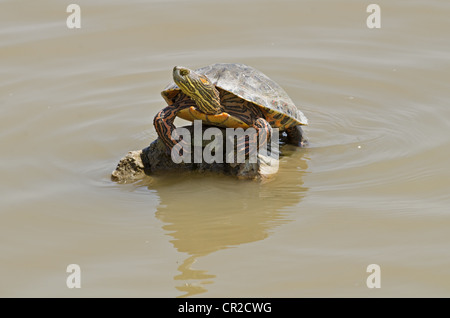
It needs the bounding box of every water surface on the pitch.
[1,0,449,297]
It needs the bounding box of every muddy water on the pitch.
[1,0,449,297]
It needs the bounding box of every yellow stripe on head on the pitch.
[173,66,221,115]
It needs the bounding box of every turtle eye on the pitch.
[179,69,190,76]
[200,78,210,85]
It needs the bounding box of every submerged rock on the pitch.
[111,125,280,183]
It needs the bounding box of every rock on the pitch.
[111,150,146,183]
[111,125,280,183]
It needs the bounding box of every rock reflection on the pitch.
[151,146,309,297]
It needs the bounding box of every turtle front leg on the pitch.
[236,118,273,160]
[153,105,193,159]
[153,106,180,150]
[254,117,272,151]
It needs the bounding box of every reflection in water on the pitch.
[150,146,309,297]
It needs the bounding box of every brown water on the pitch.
[1,0,449,297]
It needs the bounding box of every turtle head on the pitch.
[173,66,221,114]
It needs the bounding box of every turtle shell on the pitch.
[161,63,308,126]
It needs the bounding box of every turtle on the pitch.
[153,63,308,155]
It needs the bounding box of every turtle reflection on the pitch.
[151,147,309,297]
